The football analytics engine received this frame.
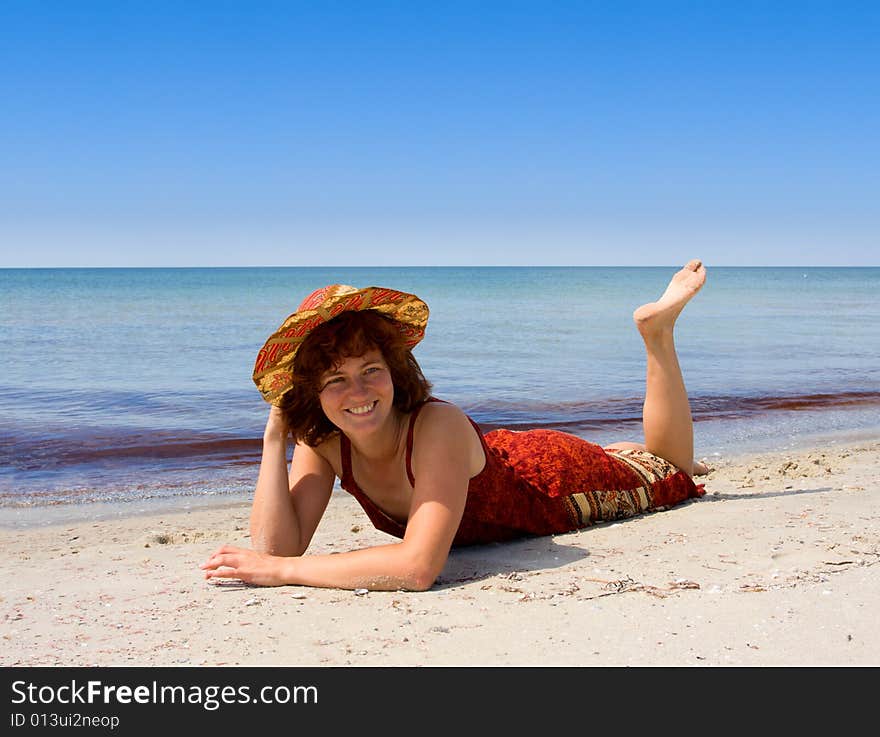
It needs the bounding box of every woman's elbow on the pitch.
[399,550,446,591]
[405,568,439,592]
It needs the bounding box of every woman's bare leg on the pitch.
[628,259,706,476]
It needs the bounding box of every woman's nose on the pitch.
[348,375,370,396]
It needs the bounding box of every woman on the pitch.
[201,260,708,591]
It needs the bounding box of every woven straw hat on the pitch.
[252,284,429,404]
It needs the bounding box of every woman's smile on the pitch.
[346,400,378,416]
[318,350,396,433]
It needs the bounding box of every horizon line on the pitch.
[2,264,879,270]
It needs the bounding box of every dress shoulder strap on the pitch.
[404,397,445,487]
[339,431,354,486]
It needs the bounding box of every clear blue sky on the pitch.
[1,1,877,266]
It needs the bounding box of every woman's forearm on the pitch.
[249,431,303,556]
[280,543,437,592]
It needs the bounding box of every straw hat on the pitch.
[252,284,429,404]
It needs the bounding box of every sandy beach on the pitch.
[2,435,878,667]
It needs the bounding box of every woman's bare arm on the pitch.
[202,406,476,591]
[248,406,334,557]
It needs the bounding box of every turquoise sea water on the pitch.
[1,266,878,513]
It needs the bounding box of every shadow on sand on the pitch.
[436,536,590,589]
[702,486,836,502]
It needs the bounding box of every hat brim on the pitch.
[252,285,429,404]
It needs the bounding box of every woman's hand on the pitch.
[264,404,288,439]
[199,545,293,587]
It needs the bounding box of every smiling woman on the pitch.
[277,307,433,447]
[201,269,707,591]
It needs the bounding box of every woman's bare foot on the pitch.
[633,259,707,334]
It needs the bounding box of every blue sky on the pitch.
[1,1,877,267]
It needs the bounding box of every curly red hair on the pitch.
[279,310,432,446]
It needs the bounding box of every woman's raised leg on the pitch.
[630,259,706,476]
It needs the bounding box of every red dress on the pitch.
[339,398,704,546]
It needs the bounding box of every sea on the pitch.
[2,266,878,525]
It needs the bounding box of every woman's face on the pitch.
[317,348,396,436]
